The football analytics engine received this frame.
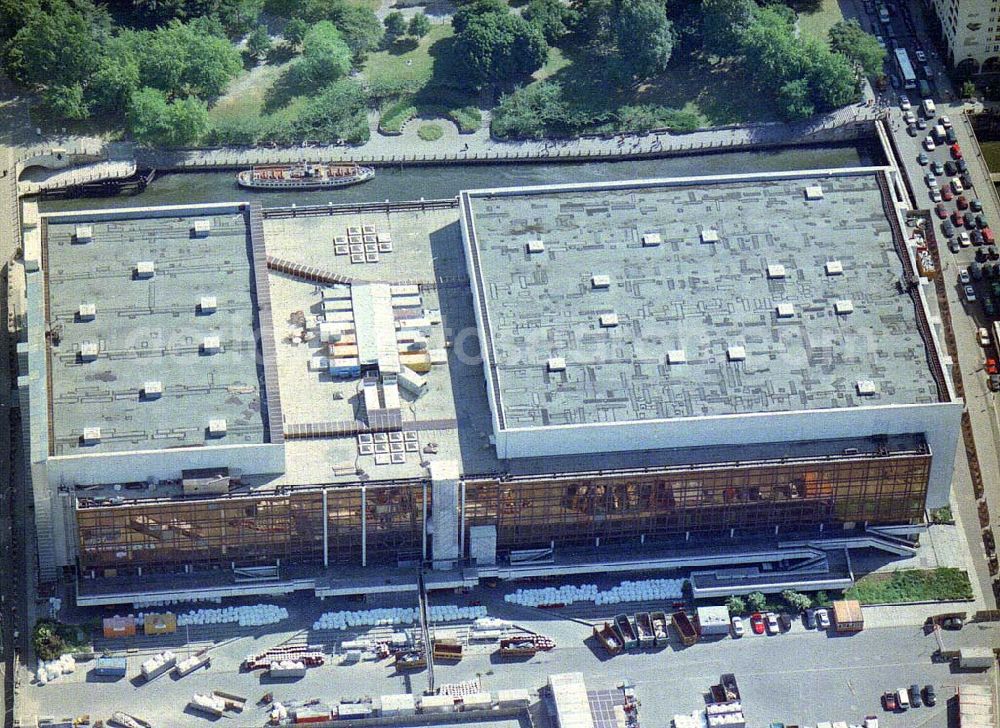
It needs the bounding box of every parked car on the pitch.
[930,188,942,202]
[979,327,991,346]
[961,269,972,284]
[900,95,911,110]
[936,203,949,219]
[977,214,988,229]
[989,374,1000,391]
[983,227,995,245]
[952,211,966,227]
[965,285,977,302]
[950,239,961,253]
[951,143,963,159]
[966,215,978,230]
[940,113,951,127]
[942,187,954,201]
[915,50,927,62]
[864,716,878,728]
[942,616,964,629]
[973,229,985,245]
[778,613,792,631]
[917,117,928,130]
[958,159,969,174]
[750,612,765,634]
[931,160,944,176]
[883,692,898,711]
[904,110,917,125]
[815,608,830,629]
[942,220,955,237]
[910,685,922,708]
[765,612,780,635]
[917,151,929,165]
[897,687,910,711]
[957,195,969,209]
[731,616,744,638]
[986,357,998,375]
[925,171,938,187]
[990,245,1000,260]
[947,127,958,143]
[952,178,964,194]
[962,172,974,189]
[960,232,972,247]
[924,136,936,151]
[971,198,984,212]
[908,125,919,137]
[923,685,936,707]
[944,160,958,176]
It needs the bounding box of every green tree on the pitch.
[299,20,353,85]
[86,37,141,118]
[828,19,885,77]
[746,591,767,612]
[246,25,272,61]
[384,11,407,44]
[5,0,102,89]
[128,87,209,146]
[739,7,804,91]
[570,0,613,45]
[290,78,369,143]
[455,9,548,89]
[702,0,756,51]
[961,79,978,98]
[453,0,509,33]
[777,78,814,119]
[781,589,813,612]
[609,0,674,85]
[130,21,241,98]
[491,81,568,138]
[806,42,860,110]
[523,0,577,42]
[131,0,263,35]
[284,17,308,47]
[0,0,40,46]
[40,83,88,121]
[725,595,746,615]
[408,12,432,38]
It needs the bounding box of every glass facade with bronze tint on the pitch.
[76,481,428,574]
[464,452,931,552]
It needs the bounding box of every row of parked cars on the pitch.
[882,684,936,711]
[732,608,831,637]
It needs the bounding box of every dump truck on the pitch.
[672,610,699,646]
[635,612,655,648]
[432,638,463,662]
[594,622,622,655]
[651,611,669,646]
[615,614,639,650]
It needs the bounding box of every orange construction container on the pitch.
[102,615,136,639]
[143,612,177,636]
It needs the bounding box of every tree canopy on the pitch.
[383,11,407,44]
[454,5,548,88]
[828,19,886,76]
[523,0,578,43]
[609,0,674,84]
[702,0,756,51]
[298,20,353,85]
[408,12,431,38]
[5,0,104,89]
[127,87,209,145]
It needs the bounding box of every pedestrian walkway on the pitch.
[17,159,135,194]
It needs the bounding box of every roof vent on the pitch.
[81,427,101,445]
[642,232,662,247]
[199,296,217,314]
[208,418,227,437]
[547,357,566,372]
[79,342,98,361]
[667,349,687,364]
[591,275,611,289]
[825,260,844,276]
[526,240,545,254]
[727,345,747,362]
[191,219,211,238]
[202,335,221,354]
[74,225,93,243]
[766,264,786,279]
[805,185,824,200]
[856,380,878,396]
[599,313,619,328]
[701,228,720,244]
[142,381,163,400]
[776,303,795,318]
[362,224,376,235]
[135,261,155,279]
[834,299,854,315]
[77,303,96,321]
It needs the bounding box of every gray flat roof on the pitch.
[43,205,277,455]
[462,170,942,431]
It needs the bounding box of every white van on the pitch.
[897,687,910,710]
[934,124,947,143]
[922,98,936,118]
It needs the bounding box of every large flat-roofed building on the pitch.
[460,170,961,507]
[18,202,284,580]
[16,161,965,604]
[924,0,1000,76]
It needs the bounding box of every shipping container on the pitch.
[832,600,864,632]
[102,616,136,639]
[635,612,655,647]
[594,622,622,655]
[93,657,127,678]
[173,652,210,677]
[142,613,176,636]
[140,651,176,680]
[615,614,639,650]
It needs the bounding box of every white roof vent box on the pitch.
[856,380,878,396]
[208,418,227,437]
[642,232,662,247]
[591,275,611,289]
[727,345,747,362]
[700,228,720,244]
[142,381,163,400]
[191,219,211,238]
[825,260,844,276]
[135,261,155,279]
[775,303,795,318]
[81,426,101,445]
[526,240,545,254]
[79,342,99,362]
[599,313,619,328]
[766,264,786,280]
[667,349,686,364]
[74,225,93,243]
[805,185,824,200]
[199,296,217,314]
[77,303,96,321]
[201,335,221,354]
[547,357,566,372]
[834,299,854,315]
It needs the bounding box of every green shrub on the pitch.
[379,101,417,134]
[844,568,973,604]
[448,105,482,132]
[417,122,444,141]
[931,506,954,524]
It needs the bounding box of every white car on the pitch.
[924,136,936,151]
[941,115,952,128]
[960,231,972,247]
[903,110,916,125]
[731,616,744,637]
[815,608,831,629]
[915,50,927,63]
[966,285,977,302]
[960,269,972,284]
[930,189,942,202]
[900,95,911,111]
[875,35,886,48]
[765,612,780,635]
[979,327,991,346]
[952,178,964,194]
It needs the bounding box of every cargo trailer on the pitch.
[832,600,864,632]
[432,638,463,662]
[174,652,210,677]
[140,651,176,681]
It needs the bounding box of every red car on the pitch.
[951,143,963,159]
[935,203,949,219]
[883,692,898,711]
[942,188,955,201]
[750,612,765,634]
[953,211,966,227]
[957,195,969,210]
[987,358,999,375]
[984,227,995,245]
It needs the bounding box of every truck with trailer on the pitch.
[635,612,655,648]
[957,648,995,670]
[174,651,210,677]
[594,622,623,655]
[832,600,864,633]
[498,634,554,657]
[615,614,639,650]
[188,694,226,718]
[672,610,699,646]
[140,651,176,681]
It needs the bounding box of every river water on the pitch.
[42,143,878,211]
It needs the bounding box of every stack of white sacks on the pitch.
[312,605,487,631]
[35,654,77,685]
[173,604,288,627]
[270,703,289,723]
[505,578,686,607]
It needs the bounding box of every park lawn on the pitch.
[797,0,845,41]
[363,23,455,90]
[843,568,974,604]
[980,141,1000,172]
[208,63,286,125]
[534,46,572,82]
